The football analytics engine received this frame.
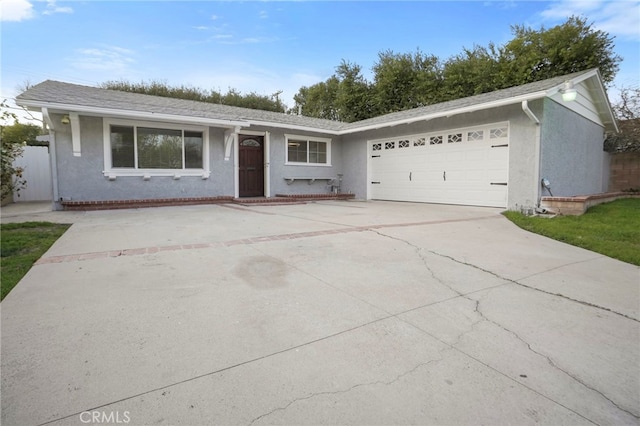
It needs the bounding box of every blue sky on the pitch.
[1,0,639,121]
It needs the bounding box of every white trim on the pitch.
[247,120,342,136]
[284,134,332,166]
[102,118,210,178]
[264,131,271,197]
[341,92,546,135]
[234,133,239,198]
[18,100,249,128]
[69,112,81,157]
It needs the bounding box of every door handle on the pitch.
[443,171,446,181]
[247,167,256,171]
[409,172,412,181]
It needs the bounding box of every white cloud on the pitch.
[70,46,135,73]
[0,0,34,22]
[43,0,72,15]
[259,10,268,19]
[211,14,219,20]
[540,0,640,40]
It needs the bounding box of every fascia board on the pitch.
[16,100,250,129]
[337,91,549,135]
[246,119,343,135]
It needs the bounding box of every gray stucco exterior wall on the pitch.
[53,114,234,203]
[53,116,342,203]
[253,127,343,196]
[340,103,541,210]
[539,98,608,197]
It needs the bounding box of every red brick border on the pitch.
[540,192,640,215]
[35,214,498,266]
[61,194,356,210]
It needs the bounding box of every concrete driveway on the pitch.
[1,201,638,426]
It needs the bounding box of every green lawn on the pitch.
[1,221,70,301]
[504,198,640,266]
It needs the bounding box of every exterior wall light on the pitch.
[61,115,71,124]
[560,81,577,102]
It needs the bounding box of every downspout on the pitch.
[521,100,543,212]
[42,108,61,210]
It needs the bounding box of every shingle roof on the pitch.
[17,69,597,134]
[17,80,345,131]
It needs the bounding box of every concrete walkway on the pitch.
[1,201,638,425]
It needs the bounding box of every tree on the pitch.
[293,16,622,122]
[502,16,621,86]
[292,77,340,120]
[334,61,375,122]
[441,43,506,101]
[605,86,640,152]
[373,49,442,113]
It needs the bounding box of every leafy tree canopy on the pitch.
[293,16,621,122]
[605,86,640,153]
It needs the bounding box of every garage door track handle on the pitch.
[443,171,446,181]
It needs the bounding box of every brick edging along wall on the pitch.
[61,193,356,210]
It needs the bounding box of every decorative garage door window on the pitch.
[371,122,509,151]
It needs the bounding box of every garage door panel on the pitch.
[370,123,509,207]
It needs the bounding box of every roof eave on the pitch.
[337,91,549,135]
[16,99,250,129]
[245,119,343,135]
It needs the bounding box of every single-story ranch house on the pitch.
[16,68,617,212]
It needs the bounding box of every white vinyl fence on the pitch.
[13,145,53,201]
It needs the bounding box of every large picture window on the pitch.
[107,122,205,171]
[285,134,331,166]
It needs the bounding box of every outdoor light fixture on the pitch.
[61,115,71,125]
[560,81,577,102]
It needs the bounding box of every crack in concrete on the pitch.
[247,355,445,425]
[472,298,640,420]
[415,244,638,324]
[368,228,640,421]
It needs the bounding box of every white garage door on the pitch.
[369,123,509,208]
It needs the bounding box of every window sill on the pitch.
[103,170,210,180]
[284,162,332,167]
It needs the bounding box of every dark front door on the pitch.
[238,135,264,197]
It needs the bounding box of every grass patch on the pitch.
[1,221,71,301]
[504,198,640,266]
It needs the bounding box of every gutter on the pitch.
[19,91,550,137]
[41,108,60,209]
[16,100,250,129]
[521,100,543,210]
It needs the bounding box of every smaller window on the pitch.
[285,134,331,165]
[467,130,484,141]
[448,133,462,143]
[490,128,508,139]
[430,135,443,145]
[372,143,382,151]
[385,141,395,150]
[414,138,426,147]
[399,140,410,148]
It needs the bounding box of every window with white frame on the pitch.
[105,120,208,174]
[285,134,331,166]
